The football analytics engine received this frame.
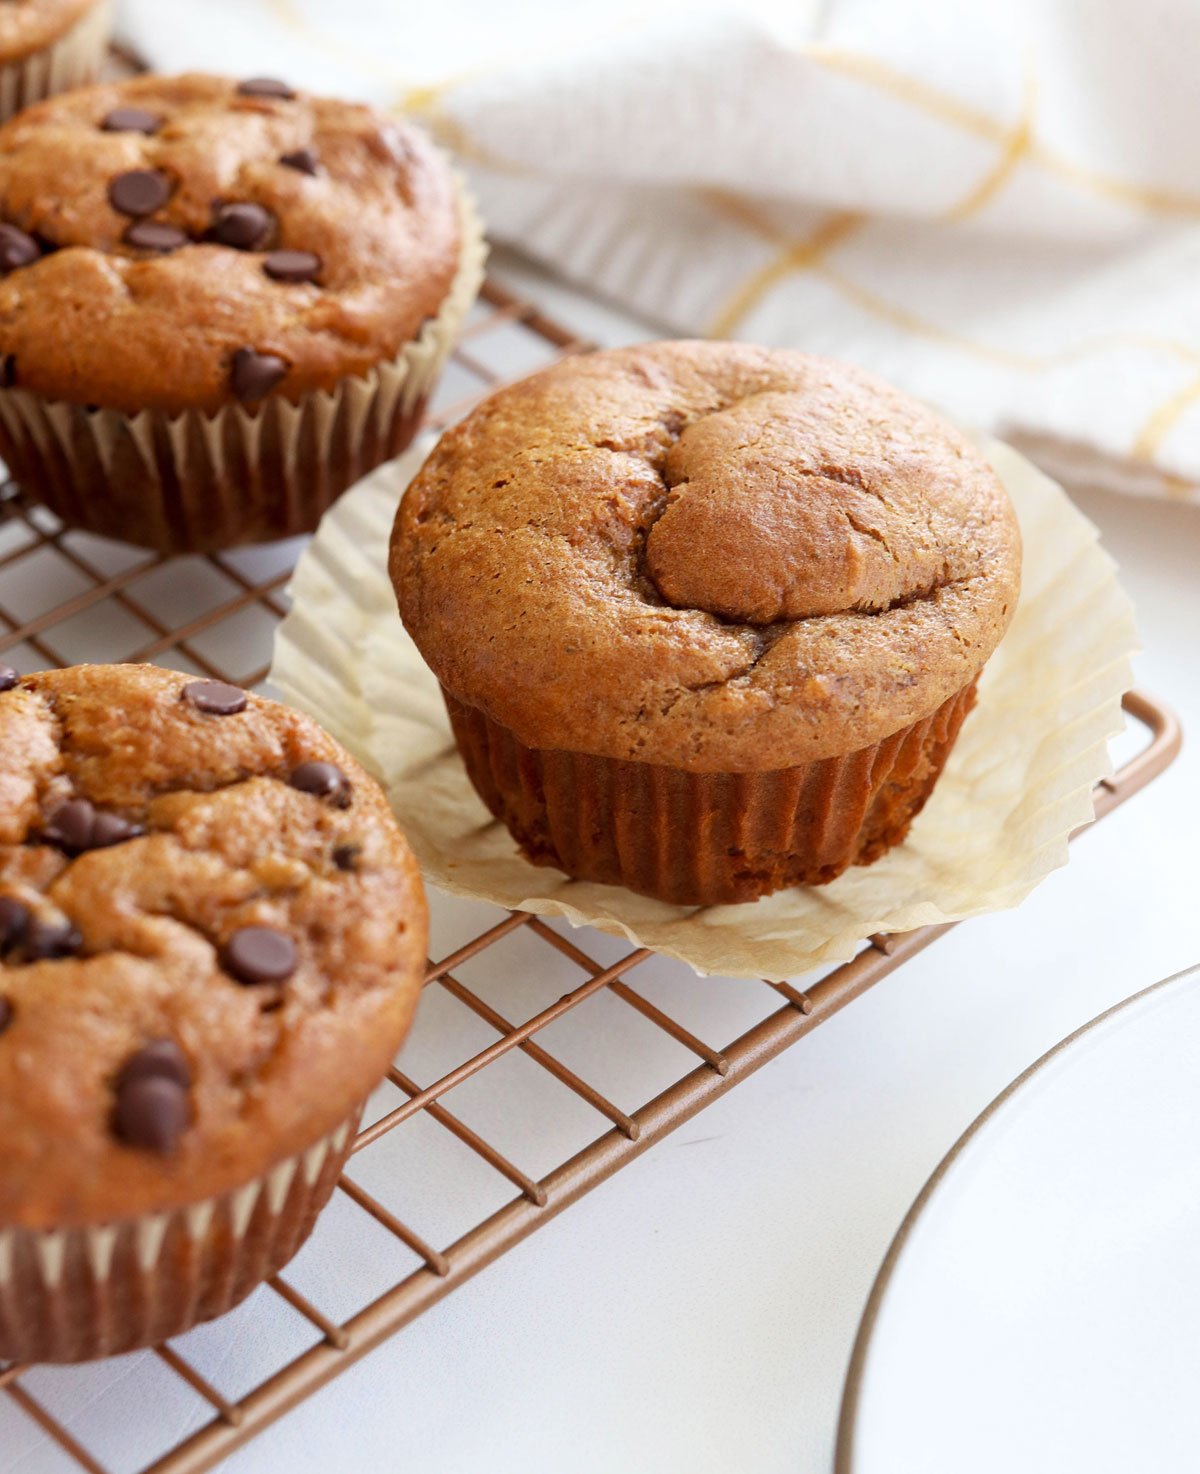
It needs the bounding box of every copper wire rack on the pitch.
[0,274,1182,1474]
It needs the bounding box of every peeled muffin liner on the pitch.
[0,172,486,553]
[443,683,979,908]
[0,1104,362,1364]
[0,0,111,123]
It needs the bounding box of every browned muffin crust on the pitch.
[392,342,1022,772]
[0,0,96,61]
[0,663,428,1229]
[0,72,461,413]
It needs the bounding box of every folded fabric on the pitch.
[121,0,1200,502]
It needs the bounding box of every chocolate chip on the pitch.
[0,896,29,950]
[0,223,39,274]
[24,917,82,960]
[280,147,319,176]
[0,662,18,690]
[42,798,97,853]
[1,355,17,388]
[289,760,350,805]
[264,249,321,284]
[118,1038,191,1090]
[114,1074,188,1153]
[230,347,287,401]
[108,169,173,218]
[223,926,298,985]
[332,844,360,872]
[124,220,188,252]
[237,78,296,100]
[42,798,142,854]
[0,998,11,1035]
[212,202,274,250]
[183,678,247,715]
[102,107,164,135]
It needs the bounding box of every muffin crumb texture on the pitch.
[0,72,461,413]
[0,663,427,1229]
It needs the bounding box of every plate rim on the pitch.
[834,961,1200,1474]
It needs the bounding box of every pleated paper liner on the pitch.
[0,0,111,123]
[0,173,487,553]
[0,1106,361,1364]
[271,432,1137,982]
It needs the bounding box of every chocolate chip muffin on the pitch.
[391,342,1021,907]
[0,0,110,124]
[0,71,484,551]
[0,661,428,1362]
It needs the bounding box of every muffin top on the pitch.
[0,662,427,1229]
[0,72,461,415]
[392,342,1022,771]
[0,0,96,62]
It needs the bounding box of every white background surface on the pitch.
[2,258,1197,1474]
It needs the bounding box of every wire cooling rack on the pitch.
[0,274,1182,1474]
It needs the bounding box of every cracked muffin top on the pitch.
[0,71,461,414]
[0,0,96,61]
[0,662,427,1229]
[391,341,1022,771]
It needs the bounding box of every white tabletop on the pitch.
[3,255,1197,1474]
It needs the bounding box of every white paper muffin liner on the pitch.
[0,1107,360,1364]
[0,171,486,552]
[0,0,111,122]
[270,432,1137,982]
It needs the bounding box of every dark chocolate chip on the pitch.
[264,249,321,284]
[108,168,173,218]
[332,843,360,872]
[0,662,18,690]
[230,347,287,401]
[24,917,82,960]
[118,1038,191,1090]
[279,146,319,176]
[0,895,29,950]
[114,1074,188,1153]
[237,78,296,100]
[1,354,17,388]
[124,220,188,252]
[289,760,350,805]
[89,811,145,848]
[0,223,39,274]
[42,798,97,853]
[212,201,274,250]
[102,107,164,135]
[223,926,298,985]
[182,678,247,715]
[0,997,11,1035]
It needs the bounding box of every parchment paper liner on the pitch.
[0,171,486,553]
[0,0,110,122]
[0,1105,362,1364]
[271,433,1137,982]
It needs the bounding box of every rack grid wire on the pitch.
[0,274,1182,1474]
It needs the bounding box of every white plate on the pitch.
[838,965,1200,1474]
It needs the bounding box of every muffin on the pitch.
[0,71,484,552]
[0,0,110,124]
[0,661,428,1362]
[391,342,1021,907]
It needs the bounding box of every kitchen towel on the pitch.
[121,0,1200,501]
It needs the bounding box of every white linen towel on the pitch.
[119,0,1200,501]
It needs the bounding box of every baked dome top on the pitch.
[0,663,427,1228]
[0,0,96,61]
[392,342,1021,771]
[0,72,460,414]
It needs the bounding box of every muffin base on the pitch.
[444,682,978,907]
[0,173,485,553]
[0,1,111,124]
[0,1106,361,1364]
